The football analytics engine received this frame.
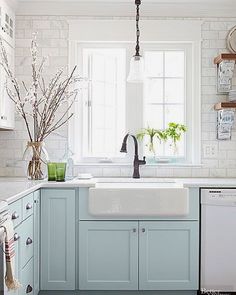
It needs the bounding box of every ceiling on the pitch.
[15,0,236,17]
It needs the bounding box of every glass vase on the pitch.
[23,141,49,180]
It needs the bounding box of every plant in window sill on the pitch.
[136,127,167,163]
[163,122,187,155]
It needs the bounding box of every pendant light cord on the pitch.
[135,0,141,57]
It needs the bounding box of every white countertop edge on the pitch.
[1,179,96,204]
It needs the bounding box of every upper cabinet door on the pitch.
[139,221,199,291]
[40,189,76,291]
[0,0,15,130]
[0,38,15,129]
[79,221,139,290]
[0,0,15,47]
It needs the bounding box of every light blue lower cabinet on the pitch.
[139,221,199,291]
[40,189,76,291]
[79,221,139,290]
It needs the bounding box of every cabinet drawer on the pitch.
[20,258,34,295]
[22,193,34,221]
[9,199,22,228]
[19,215,34,269]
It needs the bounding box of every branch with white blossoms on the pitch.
[0,35,83,142]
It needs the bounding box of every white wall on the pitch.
[0,15,236,178]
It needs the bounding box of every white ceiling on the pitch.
[16,0,236,17]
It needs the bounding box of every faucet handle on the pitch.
[138,156,146,165]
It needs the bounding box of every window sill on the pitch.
[74,162,203,168]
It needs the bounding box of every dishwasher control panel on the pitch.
[201,189,236,206]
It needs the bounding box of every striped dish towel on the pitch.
[2,217,21,290]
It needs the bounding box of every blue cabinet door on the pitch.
[40,189,76,290]
[139,221,199,290]
[33,190,40,295]
[79,221,138,290]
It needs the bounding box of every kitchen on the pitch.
[1,0,236,294]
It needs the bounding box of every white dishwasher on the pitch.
[201,188,236,293]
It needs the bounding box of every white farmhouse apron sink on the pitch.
[89,182,189,217]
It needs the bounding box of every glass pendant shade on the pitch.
[127,55,145,83]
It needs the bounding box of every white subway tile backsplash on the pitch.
[0,17,236,178]
[209,168,227,177]
[33,20,51,29]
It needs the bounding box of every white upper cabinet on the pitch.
[0,0,15,47]
[0,0,15,130]
[0,39,15,129]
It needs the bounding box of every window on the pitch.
[69,20,201,164]
[144,50,186,158]
[82,48,126,158]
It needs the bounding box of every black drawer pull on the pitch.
[26,237,33,245]
[14,233,20,241]
[26,203,32,210]
[12,212,19,220]
[26,284,33,293]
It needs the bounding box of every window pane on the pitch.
[92,105,105,129]
[145,51,163,77]
[105,106,116,129]
[83,48,126,157]
[92,54,105,80]
[105,57,117,83]
[145,105,164,129]
[165,79,184,103]
[165,51,185,77]
[91,129,105,154]
[145,78,163,103]
[105,84,116,106]
[144,48,186,160]
[165,104,185,128]
[92,82,105,105]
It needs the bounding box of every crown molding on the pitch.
[16,1,236,17]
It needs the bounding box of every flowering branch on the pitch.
[0,35,81,143]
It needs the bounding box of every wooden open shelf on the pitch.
[214,53,236,64]
[214,101,236,110]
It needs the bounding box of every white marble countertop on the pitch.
[0,177,96,203]
[1,177,236,204]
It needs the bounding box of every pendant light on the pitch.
[127,0,145,83]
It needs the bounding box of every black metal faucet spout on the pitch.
[120,133,146,179]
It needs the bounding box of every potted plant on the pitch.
[136,127,167,162]
[0,35,82,180]
[164,122,187,154]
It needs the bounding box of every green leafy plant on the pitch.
[164,122,187,153]
[136,127,167,156]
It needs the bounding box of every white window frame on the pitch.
[69,20,202,165]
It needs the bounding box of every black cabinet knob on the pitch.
[26,237,33,245]
[12,212,19,220]
[14,233,20,241]
[26,203,32,210]
[26,284,33,293]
